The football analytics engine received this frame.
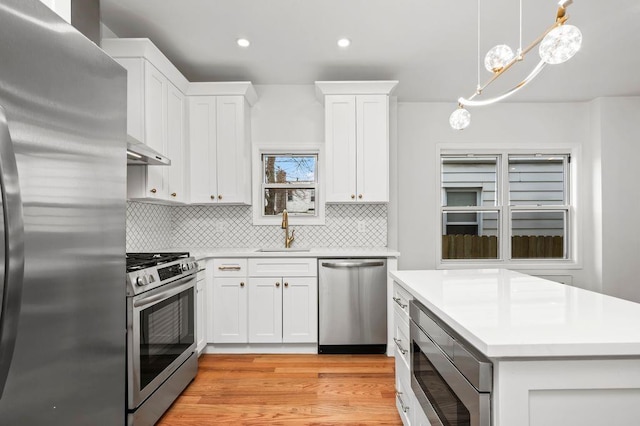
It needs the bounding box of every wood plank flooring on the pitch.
[157,354,402,425]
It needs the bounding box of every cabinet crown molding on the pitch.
[102,38,190,93]
[314,81,398,104]
[186,82,258,106]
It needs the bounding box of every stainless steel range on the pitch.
[126,252,198,426]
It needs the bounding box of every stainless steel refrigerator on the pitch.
[0,0,126,424]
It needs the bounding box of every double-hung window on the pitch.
[262,154,318,217]
[440,152,572,263]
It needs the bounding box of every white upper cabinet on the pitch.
[102,39,189,203]
[187,83,257,205]
[166,83,186,202]
[316,81,398,203]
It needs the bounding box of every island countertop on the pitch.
[390,268,640,358]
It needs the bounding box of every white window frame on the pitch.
[436,145,580,270]
[252,142,325,226]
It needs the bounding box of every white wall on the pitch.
[252,85,324,144]
[595,97,640,301]
[396,101,605,291]
[38,0,71,22]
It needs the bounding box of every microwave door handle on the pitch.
[0,106,25,399]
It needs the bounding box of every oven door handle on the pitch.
[133,275,195,309]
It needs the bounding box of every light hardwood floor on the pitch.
[158,354,402,425]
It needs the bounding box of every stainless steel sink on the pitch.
[256,248,311,252]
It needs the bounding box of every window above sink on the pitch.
[252,142,325,226]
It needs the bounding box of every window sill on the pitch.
[437,259,582,271]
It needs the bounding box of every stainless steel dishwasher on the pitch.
[318,258,387,354]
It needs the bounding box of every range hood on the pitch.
[127,137,170,166]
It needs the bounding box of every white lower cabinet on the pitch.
[196,266,207,355]
[207,257,317,347]
[248,258,318,344]
[209,259,248,343]
[393,281,431,426]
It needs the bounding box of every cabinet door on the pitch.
[211,277,247,343]
[188,96,218,203]
[282,276,317,343]
[325,95,358,202]
[216,96,250,204]
[166,82,186,203]
[248,277,283,343]
[144,61,168,198]
[356,94,389,202]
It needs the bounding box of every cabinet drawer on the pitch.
[396,374,413,426]
[393,310,410,376]
[249,258,317,277]
[212,258,247,277]
[393,282,411,318]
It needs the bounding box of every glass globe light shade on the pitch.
[539,25,582,64]
[450,108,471,130]
[484,45,515,73]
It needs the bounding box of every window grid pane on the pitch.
[441,157,498,207]
[442,211,499,260]
[510,210,567,259]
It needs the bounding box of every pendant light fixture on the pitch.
[450,0,582,130]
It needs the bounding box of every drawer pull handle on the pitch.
[218,266,241,271]
[395,391,409,413]
[393,338,408,355]
[240,282,245,287]
[393,297,408,309]
[276,282,280,287]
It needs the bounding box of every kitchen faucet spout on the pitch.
[282,209,295,248]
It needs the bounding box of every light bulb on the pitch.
[450,108,471,130]
[237,38,250,48]
[539,25,582,64]
[337,38,351,48]
[484,45,515,73]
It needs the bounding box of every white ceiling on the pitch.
[100,0,640,103]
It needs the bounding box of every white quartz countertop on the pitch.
[390,269,640,358]
[180,247,399,261]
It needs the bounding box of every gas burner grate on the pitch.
[126,252,190,272]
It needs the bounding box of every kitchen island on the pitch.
[390,269,640,426]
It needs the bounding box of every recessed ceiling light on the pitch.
[337,38,351,48]
[237,38,250,48]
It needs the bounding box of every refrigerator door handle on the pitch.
[0,106,25,398]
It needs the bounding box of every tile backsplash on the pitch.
[126,202,387,251]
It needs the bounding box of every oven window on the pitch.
[139,287,194,389]
[413,340,471,425]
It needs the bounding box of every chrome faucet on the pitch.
[281,209,295,248]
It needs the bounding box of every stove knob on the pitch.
[136,276,147,286]
[181,263,188,272]
[148,275,155,283]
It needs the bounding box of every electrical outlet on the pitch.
[357,220,366,233]
[215,221,226,233]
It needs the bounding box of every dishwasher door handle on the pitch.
[321,261,385,269]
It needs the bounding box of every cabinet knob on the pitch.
[351,194,355,199]
[218,195,222,200]
[171,192,177,197]
[240,282,245,287]
[210,195,215,200]
[284,282,289,288]
[276,282,280,287]
[150,188,157,194]
[358,194,363,199]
